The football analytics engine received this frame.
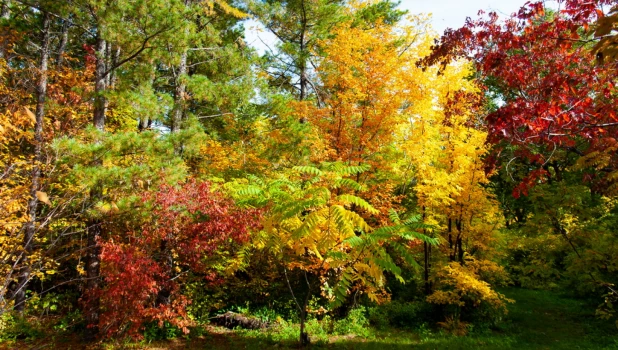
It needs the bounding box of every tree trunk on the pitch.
[93,37,107,131]
[56,18,69,66]
[297,0,308,123]
[0,0,9,19]
[109,46,120,87]
[422,207,431,294]
[84,217,102,340]
[299,310,309,346]
[448,218,454,261]
[84,35,107,340]
[456,219,464,263]
[14,12,50,313]
[299,272,311,346]
[139,71,154,131]
[171,50,187,132]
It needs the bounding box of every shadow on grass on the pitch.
[10,288,618,350]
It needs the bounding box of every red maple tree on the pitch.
[421,0,618,195]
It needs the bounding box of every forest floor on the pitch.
[5,288,618,349]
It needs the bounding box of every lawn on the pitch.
[7,288,618,349]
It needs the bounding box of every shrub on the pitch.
[367,301,430,329]
[332,307,370,337]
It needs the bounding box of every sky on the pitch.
[243,0,535,54]
[400,0,530,33]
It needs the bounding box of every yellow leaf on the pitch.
[24,107,36,124]
[36,191,51,205]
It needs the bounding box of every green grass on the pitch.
[8,288,618,349]
[195,288,618,349]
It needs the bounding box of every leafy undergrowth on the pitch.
[5,288,618,350]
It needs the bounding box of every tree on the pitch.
[247,0,344,103]
[421,0,618,192]
[236,163,434,345]
[96,180,261,338]
[421,0,618,323]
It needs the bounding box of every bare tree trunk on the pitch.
[14,11,50,313]
[297,0,308,123]
[422,207,431,295]
[109,46,120,87]
[171,50,187,132]
[0,0,9,19]
[84,35,107,340]
[56,18,69,66]
[93,37,107,131]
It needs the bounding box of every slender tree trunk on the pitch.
[456,219,464,263]
[422,207,431,295]
[297,0,308,123]
[93,37,107,131]
[14,12,51,313]
[300,271,311,346]
[84,35,107,340]
[448,218,454,261]
[0,0,9,19]
[109,46,120,87]
[457,236,464,264]
[171,50,187,132]
[56,19,69,66]
[139,71,155,131]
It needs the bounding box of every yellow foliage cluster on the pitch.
[0,60,35,309]
[427,258,513,311]
[305,13,430,166]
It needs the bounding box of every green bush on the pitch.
[0,313,44,342]
[332,306,370,337]
[143,321,183,341]
[367,301,431,329]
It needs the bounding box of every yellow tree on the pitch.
[403,59,510,323]
[305,9,428,166]
[293,2,434,223]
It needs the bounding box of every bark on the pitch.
[284,268,311,346]
[456,219,464,263]
[171,50,187,132]
[448,218,454,261]
[84,217,102,340]
[0,0,9,20]
[154,238,173,306]
[56,18,69,66]
[84,34,108,340]
[109,46,120,87]
[423,207,431,295]
[299,271,311,346]
[13,12,50,313]
[298,0,308,123]
[93,37,107,131]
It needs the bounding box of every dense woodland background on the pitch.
[1,0,618,348]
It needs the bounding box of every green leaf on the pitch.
[293,166,323,176]
[337,194,378,214]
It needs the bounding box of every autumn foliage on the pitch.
[3,0,618,345]
[98,180,262,338]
